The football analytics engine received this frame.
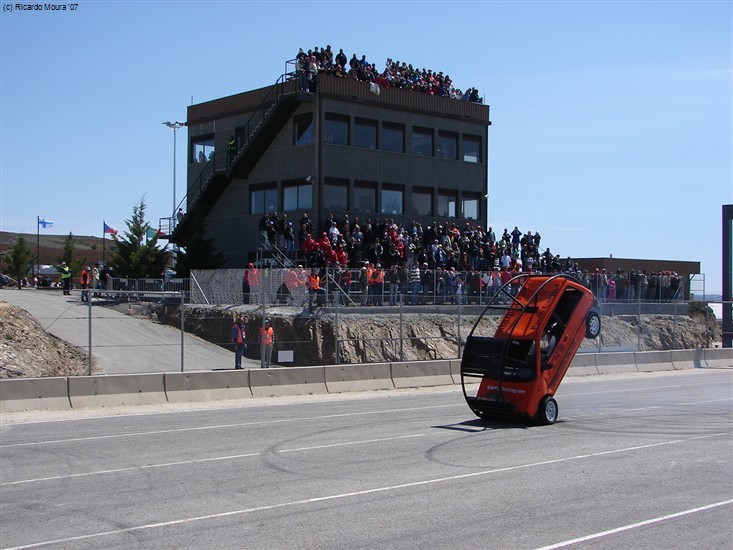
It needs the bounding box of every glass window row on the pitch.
[252,180,480,220]
[297,113,482,163]
[191,115,482,165]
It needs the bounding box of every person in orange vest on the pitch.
[79,267,91,302]
[243,263,261,304]
[258,318,275,368]
[308,268,321,313]
[371,263,385,306]
[231,315,247,369]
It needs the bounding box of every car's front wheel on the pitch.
[585,311,601,339]
[536,396,558,425]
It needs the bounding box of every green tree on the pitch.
[56,232,87,279]
[111,198,169,278]
[173,210,226,277]
[5,235,33,289]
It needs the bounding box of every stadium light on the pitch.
[162,121,185,217]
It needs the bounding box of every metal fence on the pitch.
[189,267,689,309]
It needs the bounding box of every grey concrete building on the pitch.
[170,73,491,266]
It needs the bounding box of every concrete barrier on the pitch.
[595,352,638,375]
[634,351,675,372]
[0,377,71,412]
[165,371,252,403]
[68,373,167,408]
[449,359,462,384]
[671,349,705,370]
[391,360,453,388]
[568,353,599,376]
[324,363,393,393]
[249,366,327,397]
[703,348,733,369]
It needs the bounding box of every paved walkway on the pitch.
[1,288,261,374]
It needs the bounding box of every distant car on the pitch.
[460,273,601,425]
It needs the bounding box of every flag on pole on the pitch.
[38,217,54,229]
[103,222,118,236]
[146,227,162,240]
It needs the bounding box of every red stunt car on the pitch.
[461,274,601,425]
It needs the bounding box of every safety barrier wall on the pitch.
[165,371,252,403]
[0,377,71,413]
[1,349,731,411]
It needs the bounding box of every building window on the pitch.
[462,194,480,220]
[295,115,314,145]
[192,136,215,164]
[412,187,433,216]
[437,191,457,217]
[381,185,403,215]
[354,118,377,149]
[251,185,278,215]
[325,114,349,145]
[412,127,433,156]
[437,131,458,160]
[283,180,313,211]
[324,178,348,210]
[382,122,404,153]
[462,135,481,163]
[353,181,376,213]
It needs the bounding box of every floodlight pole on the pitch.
[163,121,185,268]
[162,121,185,217]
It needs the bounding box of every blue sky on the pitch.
[1,0,730,295]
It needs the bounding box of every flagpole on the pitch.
[102,221,106,266]
[36,215,40,281]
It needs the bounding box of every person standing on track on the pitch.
[231,315,247,370]
[259,318,275,368]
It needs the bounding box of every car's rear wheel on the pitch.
[585,311,601,339]
[536,396,558,425]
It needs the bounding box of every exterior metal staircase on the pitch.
[162,74,309,243]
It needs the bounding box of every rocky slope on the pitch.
[0,302,97,378]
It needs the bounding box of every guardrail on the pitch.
[1,349,730,412]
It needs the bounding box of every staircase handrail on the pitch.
[172,71,299,230]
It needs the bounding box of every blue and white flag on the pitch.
[38,217,54,229]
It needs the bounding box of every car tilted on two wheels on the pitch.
[461,274,601,425]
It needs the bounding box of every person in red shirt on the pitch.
[243,263,260,304]
[499,266,513,304]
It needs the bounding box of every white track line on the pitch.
[0,404,458,448]
[534,499,733,550]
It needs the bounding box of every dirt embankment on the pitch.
[0,302,95,378]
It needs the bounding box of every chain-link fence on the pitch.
[1,274,718,376]
[189,267,690,308]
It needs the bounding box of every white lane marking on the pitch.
[534,499,733,550]
[566,381,726,396]
[3,432,728,550]
[1,434,427,486]
[0,404,458,448]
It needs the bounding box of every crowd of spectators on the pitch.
[256,211,683,305]
[295,45,482,102]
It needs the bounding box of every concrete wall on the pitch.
[2,348,731,412]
